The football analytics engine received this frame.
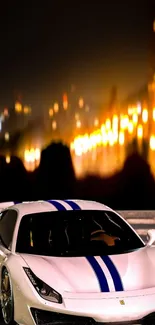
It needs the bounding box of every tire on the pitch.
[0,268,15,325]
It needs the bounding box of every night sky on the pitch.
[0,0,154,112]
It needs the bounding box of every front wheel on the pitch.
[1,268,15,325]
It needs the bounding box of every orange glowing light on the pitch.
[112,115,118,130]
[75,113,80,120]
[23,106,30,114]
[79,97,84,108]
[6,155,10,164]
[3,108,9,116]
[128,121,134,134]
[24,147,41,171]
[35,148,41,160]
[63,93,68,110]
[153,108,155,121]
[119,131,124,145]
[108,131,115,146]
[137,103,142,115]
[132,113,138,125]
[128,107,133,115]
[137,125,143,139]
[85,105,90,112]
[142,109,148,123]
[94,118,99,127]
[52,120,57,130]
[76,120,81,128]
[105,119,111,130]
[4,132,9,141]
[49,108,53,117]
[15,101,22,112]
[150,135,155,150]
[120,115,129,129]
[63,93,68,102]
[63,101,68,110]
[54,102,59,113]
[101,124,105,133]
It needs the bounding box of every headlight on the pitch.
[23,267,62,303]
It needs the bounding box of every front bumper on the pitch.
[16,287,155,324]
[30,308,155,325]
[62,287,155,323]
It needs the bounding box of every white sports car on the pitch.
[0,200,155,325]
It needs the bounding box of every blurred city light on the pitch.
[79,97,84,108]
[108,130,115,146]
[35,148,41,160]
[76,120,81,128]
[132,113,138,125]
[137,124,143,139]
[75,113,80,120]
[128,107,133,115]
[24,148,41,171]
[63,93,68,110]
[15,101,22,113]
[94,118,99,127]
[153,108,155,121]
[128,121,134,134]
[4,132,9,141]
[23,106,31,114]
[112,115,118,130]
[137,103,142,115]
[3,108,9,117]
[2,76,155,179]
[142,109,148,123]
[120,115,129,129]
[49,108,53,117]
[52,120,57,130]
[105,119,111,130]
[63,101,68,110]
[85,105,90,112]
[53,102,59,113]
[6,155,10,164]
[150,136,155,151]
[119,131,124,145]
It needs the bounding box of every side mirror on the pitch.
[147,229,155,246]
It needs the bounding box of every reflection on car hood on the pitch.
[20,246,155,295]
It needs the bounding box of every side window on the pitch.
[0,209,18,249]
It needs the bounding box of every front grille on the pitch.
[30,308,155,325]
[30,308,95,325]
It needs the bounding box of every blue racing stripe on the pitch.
[86,256,109,292]
[64,200,81,210]
[101,256,124,291]
[47,200,66,210]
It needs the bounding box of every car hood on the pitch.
[20,246,155,294]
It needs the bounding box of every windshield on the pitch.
[16,210,144,256]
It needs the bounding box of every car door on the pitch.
[0,209,18,263]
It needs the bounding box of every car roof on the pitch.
[3,200,113,215]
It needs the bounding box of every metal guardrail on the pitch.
[118,210,155,242]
